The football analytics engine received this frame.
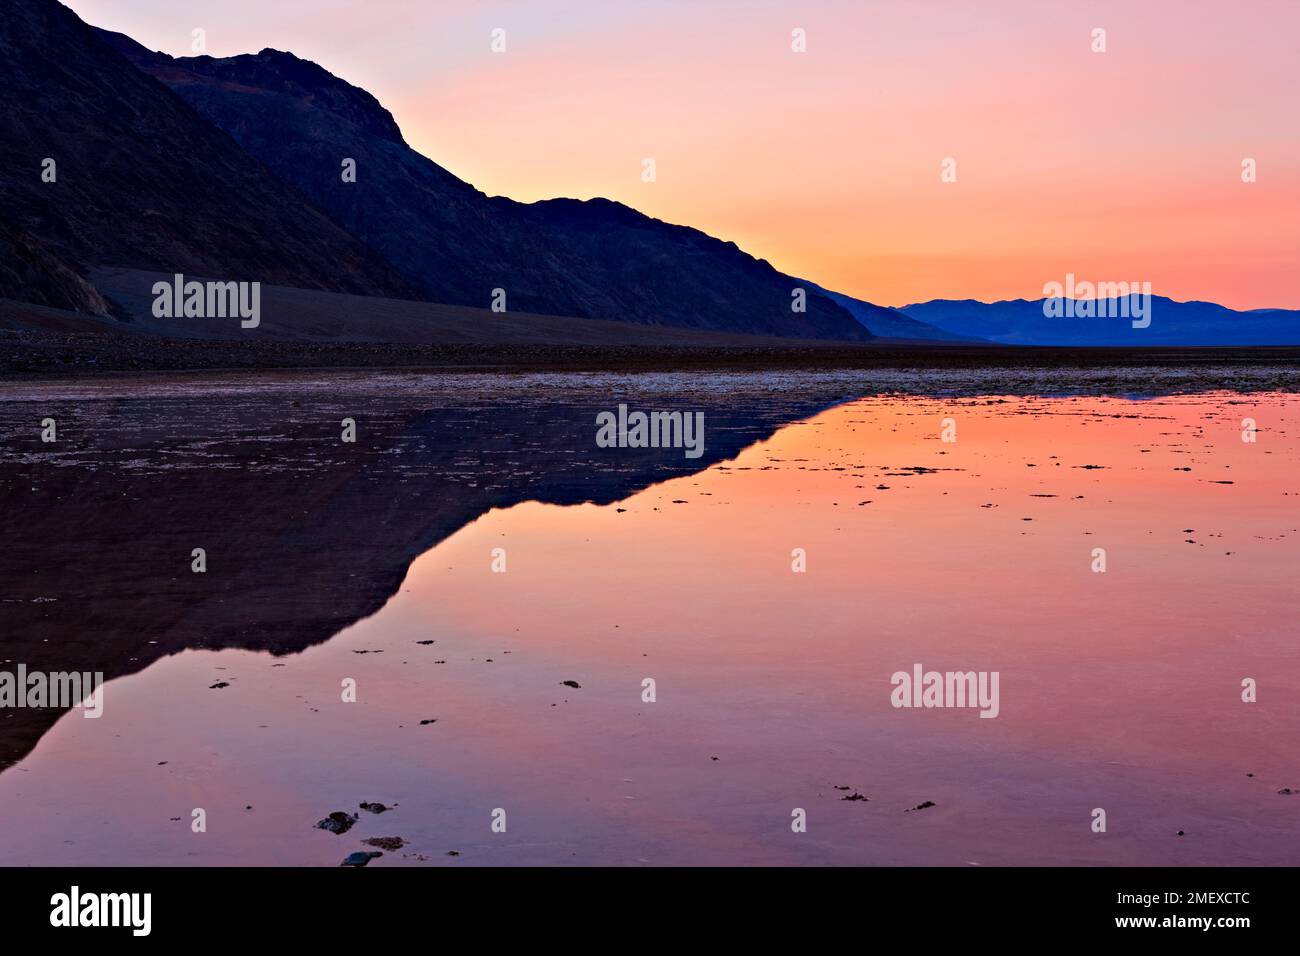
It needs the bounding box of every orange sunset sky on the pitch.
[69,0,1300,310]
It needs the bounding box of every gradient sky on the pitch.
[67,0,1300,309]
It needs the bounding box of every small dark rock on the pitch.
[317,811,359,834]
[341,851,382,867]
[561,680,581,688]
[359,802,390,814]
[905,801,936,812]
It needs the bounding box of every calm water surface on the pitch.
[1,372,1297,865]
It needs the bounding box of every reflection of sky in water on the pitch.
[2,392,1297,866]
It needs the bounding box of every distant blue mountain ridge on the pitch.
[900,295,1300,346]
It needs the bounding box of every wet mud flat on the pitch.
[3,307,1300,383]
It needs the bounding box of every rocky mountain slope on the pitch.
[98,30,871,341]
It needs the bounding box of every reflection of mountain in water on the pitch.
[0,381,854,770]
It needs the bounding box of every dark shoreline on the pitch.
[4,327,1300,381]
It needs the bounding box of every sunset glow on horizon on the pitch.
[68,0,1300,310]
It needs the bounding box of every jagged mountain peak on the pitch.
[95,29,408,147]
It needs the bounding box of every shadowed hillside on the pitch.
[98,29,872,342]
[0,0,413,303]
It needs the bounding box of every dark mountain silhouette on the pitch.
[803,281,978,342]
[0,0,414,306]
[9,1,1288,347]
[96,28,872,341]
[902,296,1300,346]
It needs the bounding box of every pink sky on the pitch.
[68,0,1300,309]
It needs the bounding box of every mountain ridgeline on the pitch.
[0,0,414,313]
[900,296,1300,346]
[89,24,872,341]
[3,0,1291,347]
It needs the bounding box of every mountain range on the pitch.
[1,0,885,342]
[900,296,1300,346]
[0,0,1294,348]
